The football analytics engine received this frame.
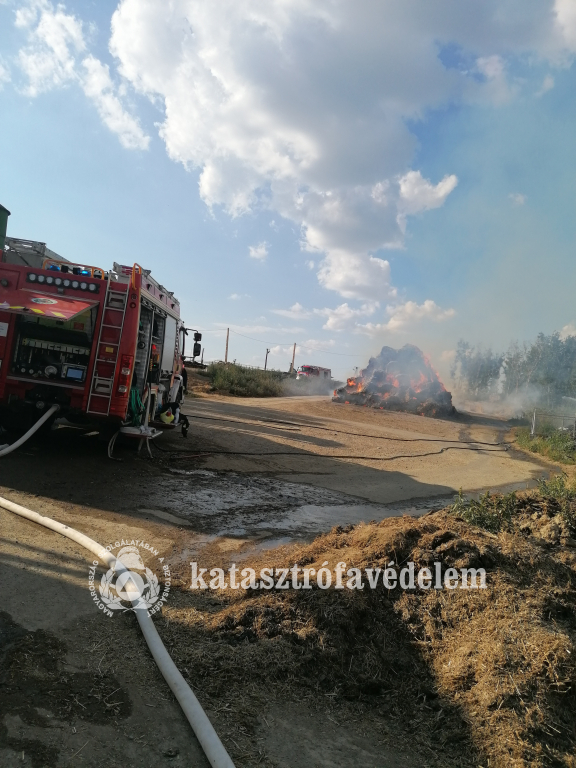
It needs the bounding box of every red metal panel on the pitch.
[0,287,95,320]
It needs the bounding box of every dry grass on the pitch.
[159,497,576,767]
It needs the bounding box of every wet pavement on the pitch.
[141,469,456,545]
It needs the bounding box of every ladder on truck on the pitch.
[86,281,128,416]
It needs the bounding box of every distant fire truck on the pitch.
[0,229,197,435]
[296,365,332,380]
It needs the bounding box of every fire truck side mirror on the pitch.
[193,332,202,342]
[193,342,201,357]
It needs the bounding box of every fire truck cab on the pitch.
[0,235,186,432]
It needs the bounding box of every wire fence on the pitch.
[530,410,576,437]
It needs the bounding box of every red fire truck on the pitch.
[296,365,332,380]
[0,234,191,438]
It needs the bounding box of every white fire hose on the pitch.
[0,404,60,456]
[0,495,235,768]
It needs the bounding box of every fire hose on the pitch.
[185,413,507,445]
[0,496,235,768]
[0,404,60,457]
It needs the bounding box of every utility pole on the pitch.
[264,348,270,371]
[290,342,296,373]
[224,328,229,364]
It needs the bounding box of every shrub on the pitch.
[537,473,576,529]
[206,363,284,397]
[450,489,517,533]
[516,426,576,464]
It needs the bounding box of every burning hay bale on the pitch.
[334,343,455,417]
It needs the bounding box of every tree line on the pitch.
[451,332,576,408]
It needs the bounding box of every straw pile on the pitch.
[159,483,576,767]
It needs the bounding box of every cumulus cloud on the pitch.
[269,344,295,357]
[272,303,312,320]
[560,323,576,340]
[12,0,576,307]
[272,300,378,331]
[314,302,377,332]
[397,170,458,220]
[317,252,396,302]
[248,242,268,260]
[14,0,148,149]
[360,300,456,334]
[105,0,576,290]
[555,0,576,50]
[109,0,500,300]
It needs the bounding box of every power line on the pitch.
[228,329,365,357]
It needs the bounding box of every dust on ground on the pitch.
[0,392,563,766]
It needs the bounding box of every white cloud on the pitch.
[360,300,456,334]
[109,1,494,301]
[0,60,10,88]
[269,344,294,357]
[16,0,85,96]
[228,293,250,300]
[14,0,149,149]
[314,302,377,332]
[317,252,396,302]
[81,55,149,149]
[509,192,527,206]
[107,0,569,291]
[13,0,576,307]
[305,260,315,270]
[398,171,458,218]
[474,55,515,104]
[248,242,268,260]
[272,302,312,320]
[560,323,576,340]
[555,0,576,50]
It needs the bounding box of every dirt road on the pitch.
[0,395,553,767]
[181,394,551,505]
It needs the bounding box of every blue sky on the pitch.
[1,0,576,380]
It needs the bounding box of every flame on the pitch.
[333,344,453,417]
